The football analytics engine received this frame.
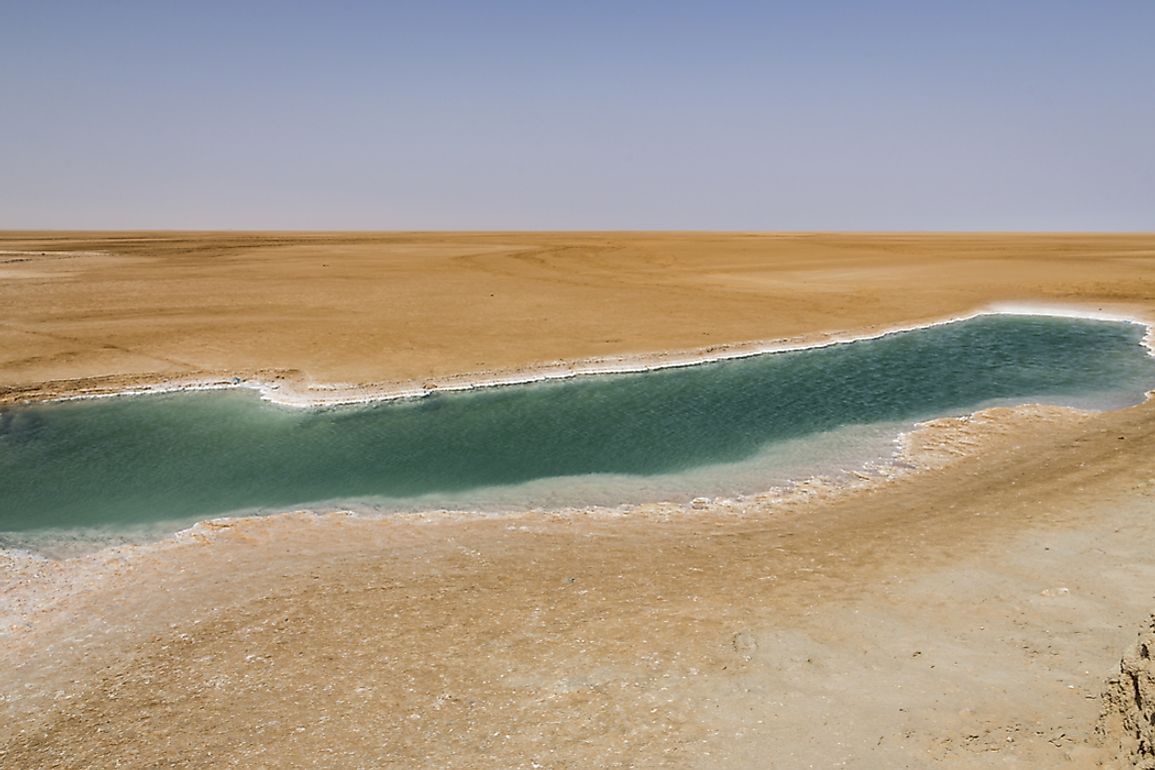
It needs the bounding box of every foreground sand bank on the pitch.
[3,232,1155,767]
[3,397,1154,768]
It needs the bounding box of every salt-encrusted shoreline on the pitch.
[0,398,1082,637]
[0,397,1104,568]
[16,302,1155,410]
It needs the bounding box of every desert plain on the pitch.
[2,231,1155,768]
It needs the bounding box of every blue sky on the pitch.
[2,1,1152,229]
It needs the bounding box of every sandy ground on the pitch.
[2,232,1155,768]
[2,231,1154,403]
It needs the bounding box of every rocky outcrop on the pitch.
[1100,615,1155,769]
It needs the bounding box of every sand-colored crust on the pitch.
[3,232,1155,768]
[2,232,1154,405]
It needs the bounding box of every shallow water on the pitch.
[2,315,1154,546]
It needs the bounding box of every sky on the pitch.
[2,1,1152,230]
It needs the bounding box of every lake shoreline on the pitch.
[0,400,1109,561]
[6,302,1153,410]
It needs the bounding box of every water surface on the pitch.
[2,315,1153,546]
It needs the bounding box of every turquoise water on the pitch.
[1,315,1153,545]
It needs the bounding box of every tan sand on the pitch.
[2,231,1154,403]
[2,232,1155,768]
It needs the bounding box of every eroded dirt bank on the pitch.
[1101,616,1155,769]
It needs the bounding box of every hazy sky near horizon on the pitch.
[2,1,1153,230]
